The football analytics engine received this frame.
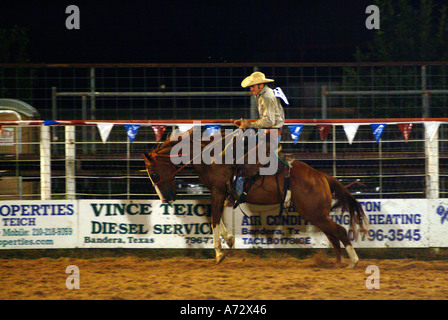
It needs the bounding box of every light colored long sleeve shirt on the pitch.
[250,86,285,129]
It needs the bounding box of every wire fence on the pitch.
[0,120,446,200]
[1,62,448,121]
[1,62,447,200]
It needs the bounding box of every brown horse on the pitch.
[143,128,368,268]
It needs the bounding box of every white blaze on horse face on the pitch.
[147,170,166,203]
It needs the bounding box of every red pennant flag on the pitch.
[317,124,332,141]
[152,125,166,142]
[398,123,413,143]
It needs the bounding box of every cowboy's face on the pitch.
[250,83,264,96]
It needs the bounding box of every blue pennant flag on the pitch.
[204,124,221,137]
[124,124,141,143]
[44,120,60,126]
[370,123,386,143]
[288,124,304,144]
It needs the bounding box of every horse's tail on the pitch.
[324,174,368,234]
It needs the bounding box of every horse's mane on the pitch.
[153,128,195,153]
[152,127,227,156]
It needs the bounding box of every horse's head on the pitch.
[143,142,180,204]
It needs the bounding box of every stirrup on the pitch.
[233,191,247,209]
[226,180,239,200]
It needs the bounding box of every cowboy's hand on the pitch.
[234,118,250,130]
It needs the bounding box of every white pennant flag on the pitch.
[178,124,195,133]
[424,122,441,141]
[97,123,114,144]
[343,123,359,144]
[273,87,289,105]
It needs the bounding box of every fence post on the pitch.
[422,65,430,118]
[321,86,328,154]
[65,126,76,199]
[250,66,259,120]
[40,125,51,200]
[51,87,57,120]
[425,124,439,199]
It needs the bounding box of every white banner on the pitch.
[232,199,429,248]
[78,200,231,248]
[0,201,78,249]
[429,199,448,247]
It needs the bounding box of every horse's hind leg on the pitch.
[330,223,359,268]
[316,217,359,268]
[324,232,343,264]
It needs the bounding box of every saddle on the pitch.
[224,144,291,210]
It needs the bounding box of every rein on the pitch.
[149,130,229,186]
[274,150,291,168]
[150,129,289,187]
[150,153,189,186]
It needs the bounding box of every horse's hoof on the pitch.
[216,252,226,264]
[346,259,359,269]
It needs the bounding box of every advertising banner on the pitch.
[232,199,430,248]
[429,199,448,247]
[0,199,446,249]
[78,199,230,248]
[0,201,78,249]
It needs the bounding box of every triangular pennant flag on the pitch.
[273,87,289,105]
[343,124,359,144]
[170,129,180,140]
[97,123,114,144]
[397,123,413,143]
[424,122,440,141]
[317,124,332,141]
[44,120,60,126]
[124,124,141,143]
[178,124,195,133]
[204,124,221,137]
[288,124,303,144]
[152,125,166,142]
[370,123,386,143]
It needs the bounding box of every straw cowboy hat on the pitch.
[241,71,274,88]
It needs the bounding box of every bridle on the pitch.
[146,129,230,187]
[147,152,189,186]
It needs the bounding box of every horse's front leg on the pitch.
[211,191,226,264]
[219,219,234,249]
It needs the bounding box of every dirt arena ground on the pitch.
[1,250,448,300]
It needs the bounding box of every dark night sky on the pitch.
[1,0,377,63]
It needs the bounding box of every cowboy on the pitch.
[227,72,286,207]
[234,71,285,130]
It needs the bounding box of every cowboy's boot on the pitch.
[225,180,238,207]
[224,193,236,207]
[232,176,248,209]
